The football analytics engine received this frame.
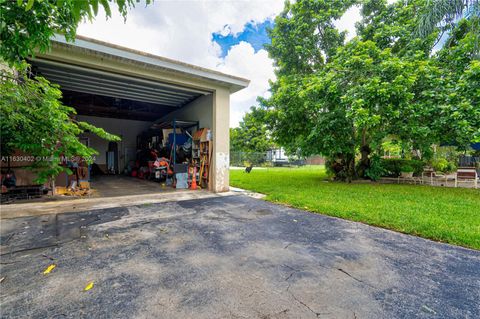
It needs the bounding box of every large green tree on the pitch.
[263,0,479,181]
[262,0,357,178]
[0,0,149,184]
[433,17,480,147]
[266,0,356,76]
[1,63,120,183]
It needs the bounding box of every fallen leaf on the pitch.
[84,281,94,291]
[43,264,56,275]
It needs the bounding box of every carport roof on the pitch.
[47,35,249,93]
[29,35,250,120]
[33,58,208,107]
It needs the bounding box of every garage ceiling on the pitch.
[30,59,212,121]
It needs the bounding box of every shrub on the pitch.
[401,164,414,173]
[380,159,425,177]
[432,158,457,173]
[365,156,386,181]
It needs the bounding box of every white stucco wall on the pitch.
[77,115,152,171]
[160,94,213,129]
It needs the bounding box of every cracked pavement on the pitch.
[1,195,479,318]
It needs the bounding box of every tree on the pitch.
[263,0,479,180]
[418,0,479,36]
[262,0,358,178]
[433,17,480,147]
[1,63,120,183]
[266,0,356,76]
[418,0,479,55]
[230,106,273,154]
[0,0,149,184]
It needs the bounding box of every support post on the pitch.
[211,88,230,192]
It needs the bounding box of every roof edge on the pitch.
[50,34,250,91]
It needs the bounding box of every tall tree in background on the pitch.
[418,0,479,35]
[230,106,273,154]
[262,0,357,178]
[418,0,479,54]
[433,17,480,147]
[0,0,150,183]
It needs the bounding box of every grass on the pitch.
[230,166,480,250]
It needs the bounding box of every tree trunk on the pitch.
[326,153,356,182]
[345,153,356,183]
[50,178,56,196]
[357,128,371,178]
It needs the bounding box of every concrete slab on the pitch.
[1,195,478,318]
[0,190,219,219]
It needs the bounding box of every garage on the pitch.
[23,35,249,197]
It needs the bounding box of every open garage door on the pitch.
[25,35,249,195]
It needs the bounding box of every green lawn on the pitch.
[230,166,480,250]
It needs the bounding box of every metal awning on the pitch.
[31,59,211,107]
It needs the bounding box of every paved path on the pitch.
[1,195,479,318]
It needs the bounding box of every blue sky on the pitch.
[212,20,274,58]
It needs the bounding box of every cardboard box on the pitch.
[79,181,90,189]
[193,128,210,141]
[55,186,67,195]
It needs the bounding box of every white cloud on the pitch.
[78,0,283,67]
[217,42,275,126]
[334,5,362,41]
[77,0,359,127]
[78,0,283,127]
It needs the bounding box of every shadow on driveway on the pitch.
[1,195,479,318]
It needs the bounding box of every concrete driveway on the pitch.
[1,195,479,318]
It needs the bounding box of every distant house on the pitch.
[266,147,289,165]
[266,148,325,166]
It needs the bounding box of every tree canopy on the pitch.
[1,63,120,183]
[262,0,480,180]
[0,0,150,64]
[418,0,479,35]
[230,106,273,154]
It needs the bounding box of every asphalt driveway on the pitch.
[1,195,479,318]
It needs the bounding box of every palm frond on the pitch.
[418,0,479,37]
